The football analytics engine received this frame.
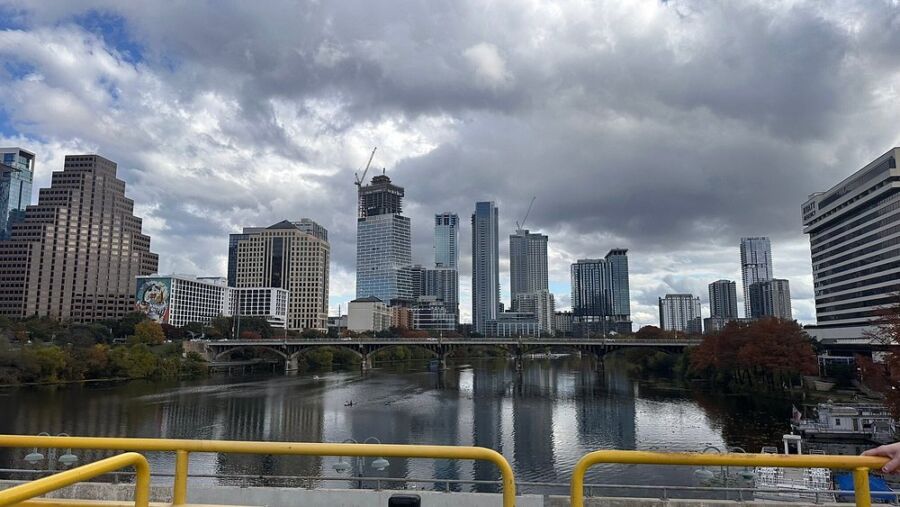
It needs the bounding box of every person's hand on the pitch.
[862,443,900,473]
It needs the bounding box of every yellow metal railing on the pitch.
[0,452,150,507]
[0,435,515,507]
[570,450,889,507]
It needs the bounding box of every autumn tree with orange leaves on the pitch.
[689,318,817,389]
[859,298,900,417]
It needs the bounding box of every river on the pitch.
[0,357,871,495]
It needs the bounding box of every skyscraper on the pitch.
[356,174,412,303]
[509,229,549,299]
[658,294,702,334]
[472,201,499,333]
[0,147,35,239]
[434,212,459,268]
[570,249,632,335]
[749,279,793,321]
[803,148,900,342]
[234,220,330,330]
[431,212,459,319]
[708,279,739,319]
[0,154,158,321]
[227,226,264,286]
[740,237,773,318]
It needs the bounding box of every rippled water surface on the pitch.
[1,357,854,493]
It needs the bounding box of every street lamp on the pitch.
[728,447,756,481]
[331,437,390,486]
[24,433,78,469]
[693,445,721,482]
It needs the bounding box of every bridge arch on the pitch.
[288,345,365,362]
[213,346,288,362]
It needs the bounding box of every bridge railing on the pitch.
[0,452,150,507]
[570,450,888,507]
[0,435,516,507]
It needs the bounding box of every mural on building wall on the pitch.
[135,278,171,323]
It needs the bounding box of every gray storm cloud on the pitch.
[0,0,898,326]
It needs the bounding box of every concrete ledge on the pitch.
[547,496,855,507]
[2,480,862,507]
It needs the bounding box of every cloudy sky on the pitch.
[1,1,899,327]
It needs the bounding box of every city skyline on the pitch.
[1,3,899,328]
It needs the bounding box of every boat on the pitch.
[792,402,896,444]
[834,472,897,503]
[754,434,834,503]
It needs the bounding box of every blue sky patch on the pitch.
[70,10,144,64]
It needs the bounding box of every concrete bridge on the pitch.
[185,337,701,372]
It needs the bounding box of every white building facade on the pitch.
[658,293,702,334]
[135,275,288,328]
[348,296,392,332]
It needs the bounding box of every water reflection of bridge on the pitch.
[188,337,699,371]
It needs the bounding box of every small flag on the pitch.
[791,405,802,424]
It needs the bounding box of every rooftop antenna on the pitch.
[354,147,377,189]
[516,196,536,232]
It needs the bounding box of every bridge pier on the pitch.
[360,354,372,372]
[285,356,298,373]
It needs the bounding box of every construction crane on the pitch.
[354,147,377,188]
[516,196,536,231]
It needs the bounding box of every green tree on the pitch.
[129,320,165,345]
[110,344,158,378]
[22,345,67,383]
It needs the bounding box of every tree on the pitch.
[301,329,325,339]
[240,330,262,340]
[160,324,185,342]
[110,344,158,378]
[82,344,111,378]
[129,320,165,345]
[689,318,816,389]
[861,298,900,417]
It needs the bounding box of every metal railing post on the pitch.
[854,467,872,507]
[0,452,150,507]
[173,450,189,505]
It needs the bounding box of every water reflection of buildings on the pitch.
[576,365,637,450]
[209,382,325,484]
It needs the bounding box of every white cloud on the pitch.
[463,42,512,89]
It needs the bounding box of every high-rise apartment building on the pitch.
[740,237,773,317]
[708,279,739,319]
[509,229,549,299]
[570,249,632,335]
[749,278,793,321]
[234,220,330,330]
[512,289,555,334]
[0,154,158,321]
[472,201,499,333]
[0,147,35,239]
[434,212,459,268]
[356,174,412,303]
[803,148,900,341]
[658,293,702,334]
